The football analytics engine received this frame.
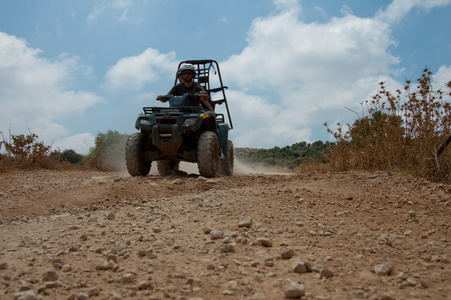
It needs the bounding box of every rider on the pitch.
[157,64,214,112]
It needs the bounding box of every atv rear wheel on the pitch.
[125,132,151,176]
[218,140,234,176]
[157,160,180,175]
[197,131,219,178]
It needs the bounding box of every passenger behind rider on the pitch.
[157,64,214,112]
[176,68,184,84]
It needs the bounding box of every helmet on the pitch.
[180,64,196,76]
[176,68,182,76]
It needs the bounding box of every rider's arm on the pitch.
[157,85,178,102]
[202,97,214,112]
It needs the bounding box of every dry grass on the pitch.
[326,68,451,182]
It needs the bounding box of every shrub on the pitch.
[326,68,451,182]
[0,131,57,171]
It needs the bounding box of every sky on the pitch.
[1,0,451,154]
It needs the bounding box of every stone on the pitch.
[42,270,58,282]
[210,230,223,239]
[396,272,407,281]
[37,281,62,293]
[13,290,39,300]
[251,292,267,299]
[257,237,273,247]
[221,244,236,253]
[85,286,100,296]
[281,248,294,259]
[138,281,150,290]
[360,269,378,281]
[319,267,334,279]
[291,262,308,274]
[374,263,394,276]
[223,290,234,295]
[75,292,89,300]
[122,273,135,283]
[281,278,305,298]
[21,236,37,247]
[406,278,417,286]
[62,265,72,272]
[264,255,274,267]
[238,215,252,228]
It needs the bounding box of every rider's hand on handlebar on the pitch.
[156,95,170,102]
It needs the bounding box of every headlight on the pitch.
[139,118,151,126]
[182,118,197,126]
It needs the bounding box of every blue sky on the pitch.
[1,0,450,154]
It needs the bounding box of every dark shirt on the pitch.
[168,83,206,106]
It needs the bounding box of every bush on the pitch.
[0,131,57,171]
[326,68,451,182]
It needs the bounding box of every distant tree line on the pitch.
[237,141,331,169]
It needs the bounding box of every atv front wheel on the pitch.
[218,140,234,176]
[157,160,180,176]
[197,131,219,178]
[125,132,151,176]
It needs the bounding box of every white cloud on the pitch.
[220,0,451,148]
[53,132,95,154]
[223,12,398,94]
[226,90,311,148]
[104,48,177,91]
[274,0,301,15]
[220,2,405,145]
[0,32,104,150]
[433,65,451,89]
[375,0,451,23]
[87,0,134,22]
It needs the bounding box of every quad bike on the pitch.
[125,59,234,178]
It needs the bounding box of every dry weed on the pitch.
[326,68,451,182]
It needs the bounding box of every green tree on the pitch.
[86,130,129,169]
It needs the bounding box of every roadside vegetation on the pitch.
[1,68,450,182]
[326,68,451,182]
[0,130,128,172]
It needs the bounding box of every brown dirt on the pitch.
[0,163,450,299]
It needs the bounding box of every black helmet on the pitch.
[180,64,196,76]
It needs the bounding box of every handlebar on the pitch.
[156,93,208,102]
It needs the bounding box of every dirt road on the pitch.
[0,163,450,299]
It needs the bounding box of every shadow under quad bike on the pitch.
[125,59,234,178]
